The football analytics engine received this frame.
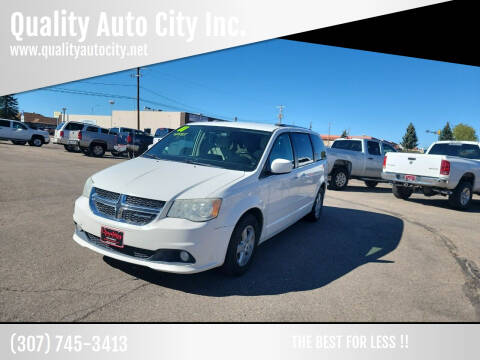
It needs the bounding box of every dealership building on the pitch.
[61,111,225,132]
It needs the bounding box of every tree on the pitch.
[453,123,478,141]
[340,129,348,138]
[401,122,418,150]
[0,95,20,120]
[439,122,454,141]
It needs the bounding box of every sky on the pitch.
[16,39,480,149]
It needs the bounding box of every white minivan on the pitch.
[73,122,327,275]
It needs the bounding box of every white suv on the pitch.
[73,122,327,275]
[0,118,50,146]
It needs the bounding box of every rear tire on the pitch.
[365,180,378,188]
[222,214,259,276]
[89,143,105,157]
[81,147,90,155]
[392,184,413,200]
[448,181,472,210]
[64,144,74,152]
[328,167,349,190]
[306,186,325,222]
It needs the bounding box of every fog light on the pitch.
[180,251,190,262]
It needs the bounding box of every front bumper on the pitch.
[382,172,450,188]
[72,196,233,274]
[44,137,50,144]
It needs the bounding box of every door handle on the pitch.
[368,157,374,160]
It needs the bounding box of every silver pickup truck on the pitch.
[326,138,397,190]
[382,141,480,210]
[69,124,118,157]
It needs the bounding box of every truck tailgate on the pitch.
[384,153,445,178]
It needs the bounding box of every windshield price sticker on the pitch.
[10,333,128,354]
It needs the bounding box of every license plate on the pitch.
[68,140,77,144]
[405,175,416,181]
[100,226,124,248]
[114,144,127,152]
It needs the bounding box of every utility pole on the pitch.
[136,67,140,130]
[309,120,312,130]
[276,105,285,124]
[62,107,67,124]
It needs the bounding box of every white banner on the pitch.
[0,0,448,95]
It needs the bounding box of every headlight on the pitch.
[167,198,222,222]
[82,176,94,198]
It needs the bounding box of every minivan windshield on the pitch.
[144,125,272,171]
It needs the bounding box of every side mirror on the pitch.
[271,158,293,174]
[321,150,327,160]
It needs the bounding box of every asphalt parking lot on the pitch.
[1,141,480,322]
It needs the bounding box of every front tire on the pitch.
[306,186,325,222]
[365,180,378,188]
[392,184,413,200]
[29,137,43,147]
[222,214,259,276]
[328,167,349,190]
[448,181,472,210]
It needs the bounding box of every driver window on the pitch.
[268,133,294,169]
[13,122,27,130]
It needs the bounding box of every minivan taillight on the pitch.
[383,155,387,169]
[78,131,82,140]
[127,134,132,144]
[60,130,64,137]
[440,160,450,175]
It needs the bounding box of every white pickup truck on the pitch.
[382,141,480,210]
[326,138,397,190]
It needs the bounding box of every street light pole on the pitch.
[109,100,115,128]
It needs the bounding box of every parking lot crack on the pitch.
[330,195,480,320]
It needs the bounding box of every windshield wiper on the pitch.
[184,159,221,168]
[142,153,161,160]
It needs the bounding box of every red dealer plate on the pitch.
[100,226,124,248]
[405,175,416,181]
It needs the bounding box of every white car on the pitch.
[382,141,480,209]
[73,122,327,275]
[0,118,50,146]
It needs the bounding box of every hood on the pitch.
[91,157,245,201]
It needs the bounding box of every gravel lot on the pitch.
[1,141,479,322]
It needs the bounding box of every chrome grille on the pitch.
[94,201,116,217]
[125,195,164,209]
[122,210,157,225]
[95,188,120,201]
[90,187,164,226]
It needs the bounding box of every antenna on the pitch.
[276,105,285,124]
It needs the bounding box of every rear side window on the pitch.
[367,141,381,156]
[332,140,362,152]
[65,123,84,131]
[268,133,294,168]
[109,129,118,135]
[100,128,109,134]
[0,119,10,127]
[55,123,64,130]
[429,143,480,159]
[382,143,397,154]
[86,126,98,132]
[291,133,314,166]
[309,134,325,161]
